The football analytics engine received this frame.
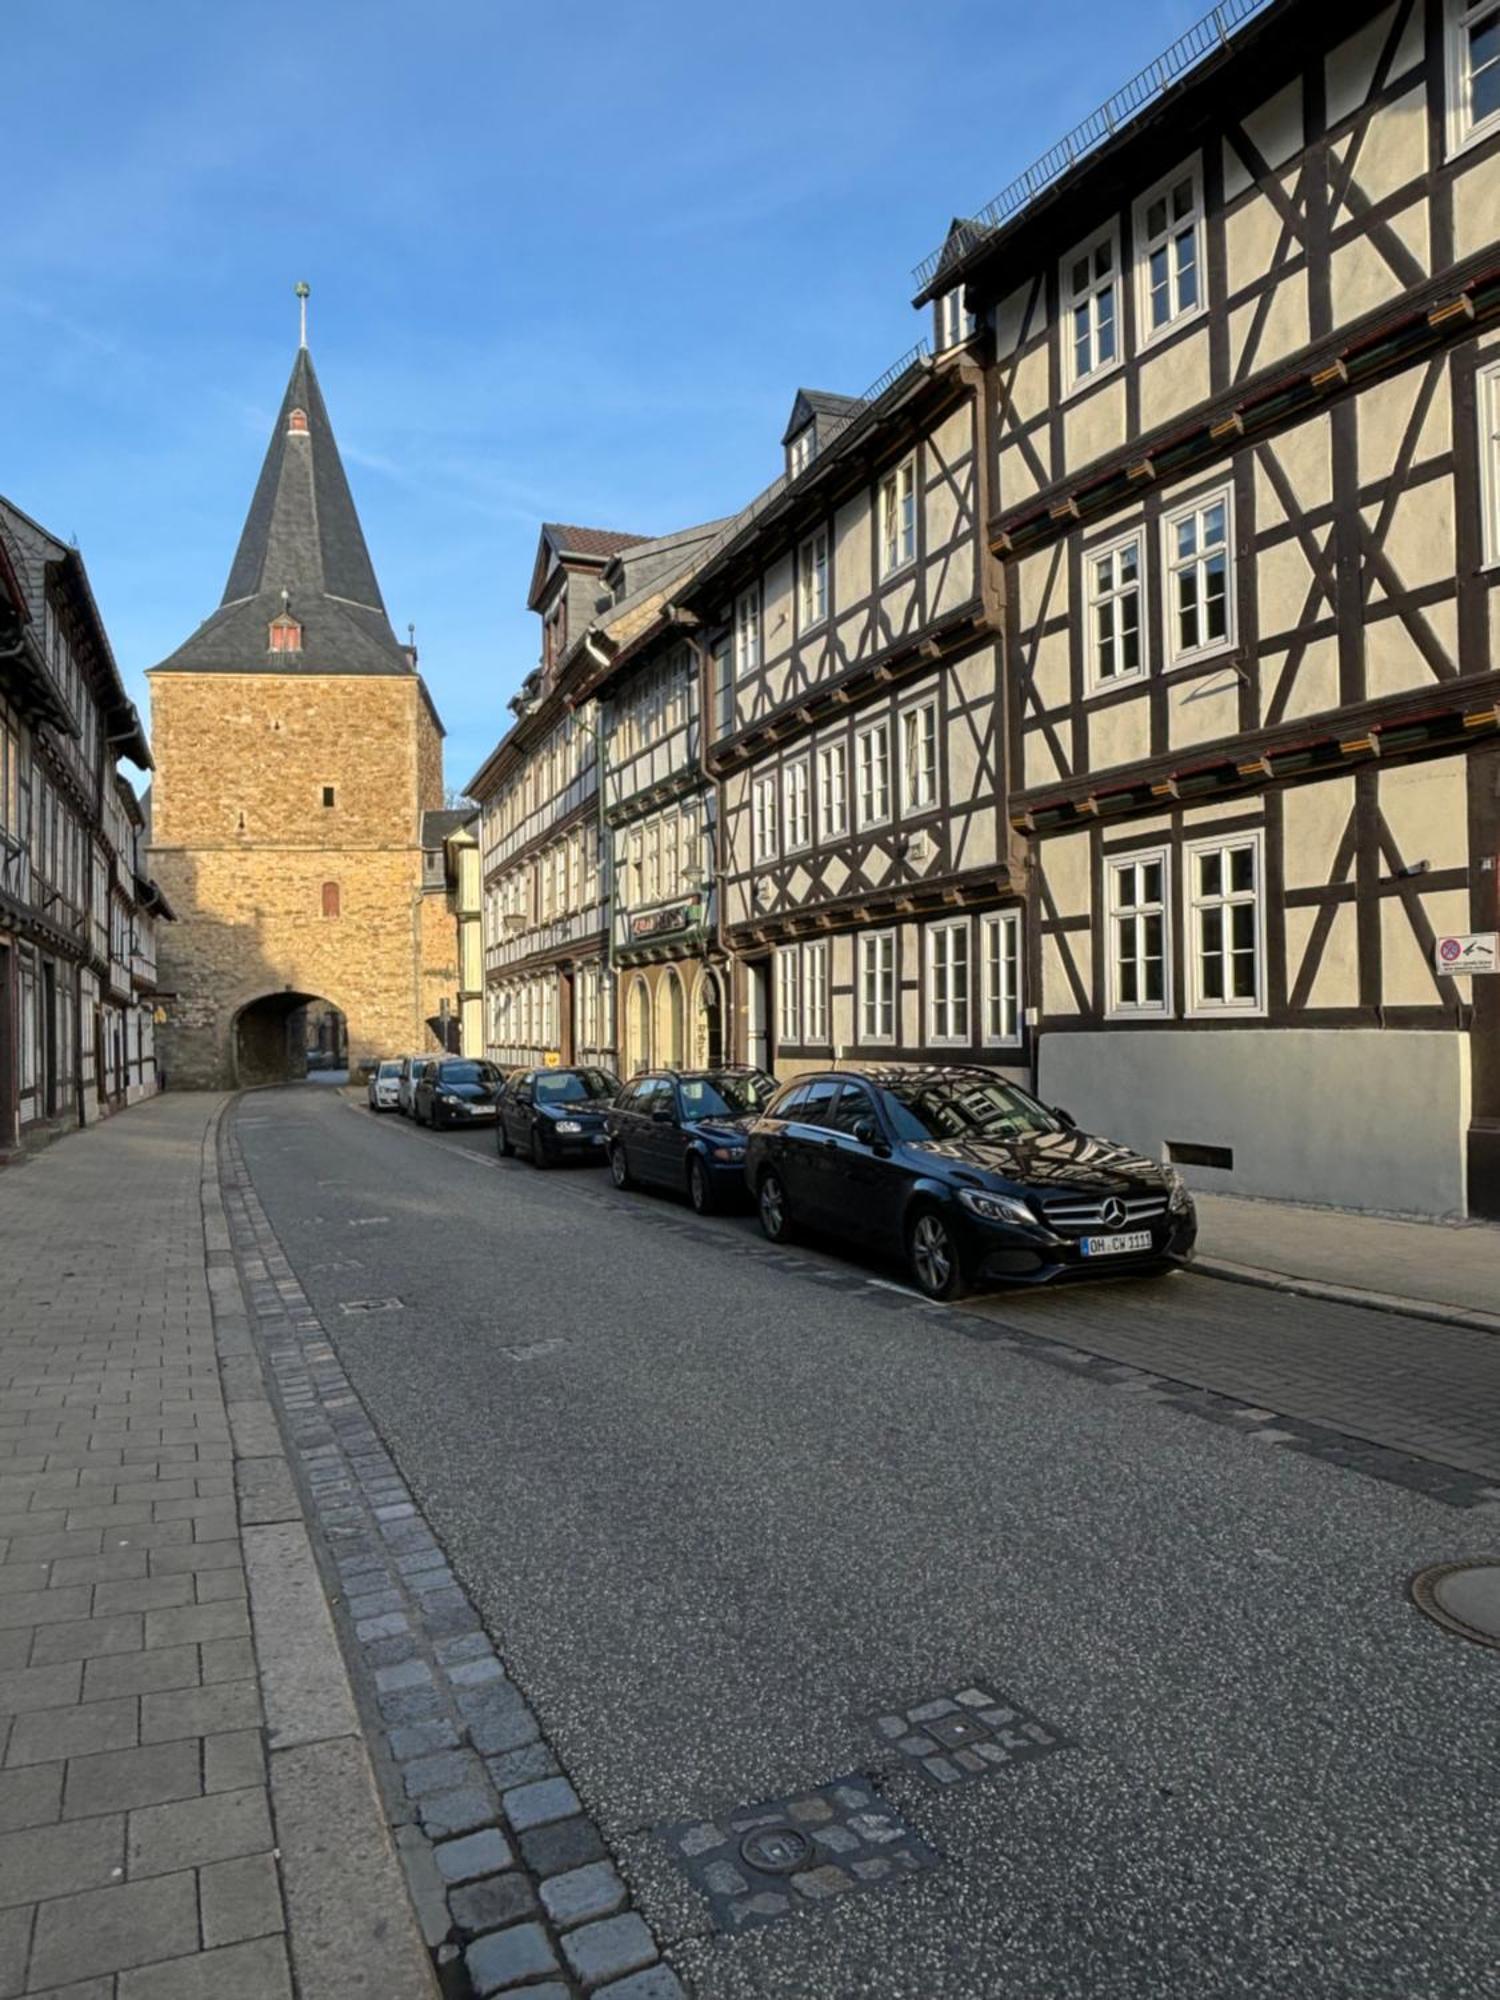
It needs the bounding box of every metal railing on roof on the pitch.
[911,0,1275,294]
[693,339,932,579]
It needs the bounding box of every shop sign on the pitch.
[630,902,699,941]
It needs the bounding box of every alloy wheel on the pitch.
[759,1173,786,1241]
[610,1143,630,1189]
[910,1212,957,1298]
[689,1158,710,1214]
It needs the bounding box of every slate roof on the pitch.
[152,347,412,677]
[421,807,476,847]
[781,388,863,445]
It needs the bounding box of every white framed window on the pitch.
[926,918,971,1045]
[858,930,896,1044]
[939,288,976,350]
[798,528,829,631]
[1062,224,1121,391]
[1480,358,1500,569]
[1163,488,1233,665]
[900,700,938,813]
[802,940,829,1045]
[817,741,847,842]
[1134,161,1203,343]
[981,911,1022,1045]
[783,760,810,852]
[752,775,777,864]
[788,427,814,478]
[1448,0,1500,154]
[878,457,917,578]
[1088,530,1144,691]
[1185,832,1265,1016]
[1107,849,1171,1017]
[776,945,802,1045]
[735,589,761,679]
[856,722,891,828]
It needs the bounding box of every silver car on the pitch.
[367,1058,403,1113]
[397,1055,437,1117]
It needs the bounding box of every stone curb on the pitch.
[197,1101,440,2000]
[1190,1256,1500,1339]
[216,1111,689,2000]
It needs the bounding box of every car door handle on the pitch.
[821,1138,840,1150]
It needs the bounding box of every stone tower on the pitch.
[147,340,447,1086]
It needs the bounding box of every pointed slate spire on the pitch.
[153,345,410,677]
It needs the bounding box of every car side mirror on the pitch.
[852,1118,877,1146]
[1053,1106,1077,1129]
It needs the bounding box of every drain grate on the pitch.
[337,1297,404,1315]
[871,1681,1067,1786]
[662,1776,937,1931]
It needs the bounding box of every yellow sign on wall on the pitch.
[542,1050,561,1067]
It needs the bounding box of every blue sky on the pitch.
[5,0,1206,792]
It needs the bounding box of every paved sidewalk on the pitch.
[1193,1190,1499,1328]
[0,1095,434,1998]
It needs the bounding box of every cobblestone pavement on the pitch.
[0,1096,294,1998]
[232,1087,1500,2000]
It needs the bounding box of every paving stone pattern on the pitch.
[870,1682,1067,1787]
[662,1777,938,1933]
[220,1125,686,2000]
[0,1096,293,1996]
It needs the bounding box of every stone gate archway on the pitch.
[231,989,347,1086]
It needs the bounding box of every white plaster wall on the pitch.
[1037,1027,1471,1216]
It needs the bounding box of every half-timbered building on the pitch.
[468,520,722,1071]
[676,359,1023,1078]
[915,0,1500,1217]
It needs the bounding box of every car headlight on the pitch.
[1167,1169,1193,1214]
[554,1119,582,1135]
[437,1092,461,1104]
[709,1144,744,1162]
[956,1187,1036,1226]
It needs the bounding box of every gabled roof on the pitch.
[781,389,863,446]
[526,522,651,610]
[421,807,476,847]
[152,347,412,677]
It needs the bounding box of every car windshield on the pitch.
[535,1070,615,1104]
[378,1062,402,1078]
[880,1074,1062,1143]
[438,1062,501,1087]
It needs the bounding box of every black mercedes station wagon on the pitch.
[495,1066,619,1166]
[742,1064,1196,1300]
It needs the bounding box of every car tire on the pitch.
[609,1141,634,1190]
[497,1120,514,1158]
[907,1205,969,1302]
[688,1155,714,1216]
[531,1124,553,1169]
[757,1169,795,1244]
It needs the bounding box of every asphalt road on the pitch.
[234,1088,1500,2000]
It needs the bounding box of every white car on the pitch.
[367,1058,404,1113]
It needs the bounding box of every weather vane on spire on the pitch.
[295,281,310,349]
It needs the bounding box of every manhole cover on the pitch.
[738,1825,812,1875]
[1411,1561,1500,1651]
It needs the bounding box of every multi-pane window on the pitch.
[1108,851,1170,1015]
[735,589,761,678]
[752,776,777,863]
[1480,359,1500,568]
[783,761,810,852]
[1064,227,1120,387]
[1088,533,1143,688]
[1450,0,1500,149]
[1164,491,1232,662]
[939,288,975,350]
[901,701,938,813]
[981,912,1022,1045]
[858,931,896,1044]
[788,427,814,478]
[1187,835,1263,1014]
[1135,163,1202,338]
[802,941,829,1045]
[879,458,916,577]
[776,946,802,1045]
[798,528,829,630]
[857,723,891,827]
[927,919,970,1045]
[817,742,847,841]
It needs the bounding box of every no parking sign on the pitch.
[1434,933,1499,975]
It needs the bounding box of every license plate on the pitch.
[1080,1230,1153,1258]
[591,1133,606,1145]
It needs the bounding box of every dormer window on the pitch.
[787,428,815,479]
[543,595,568,670]
[938,289,976,351]
[269,618,302,654]
[287,407,310,436]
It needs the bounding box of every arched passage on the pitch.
[231,990,347,1086]
[690,967,724,1069]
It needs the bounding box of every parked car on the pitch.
[606,1067,779,1213]
[413,1058,505,1129]
[742,1063,1196,1301]
[496,1067,620,1166]
[367,1058,403,1113]
[396,1055,437,1117]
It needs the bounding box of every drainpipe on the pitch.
[581,635,615,1055]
